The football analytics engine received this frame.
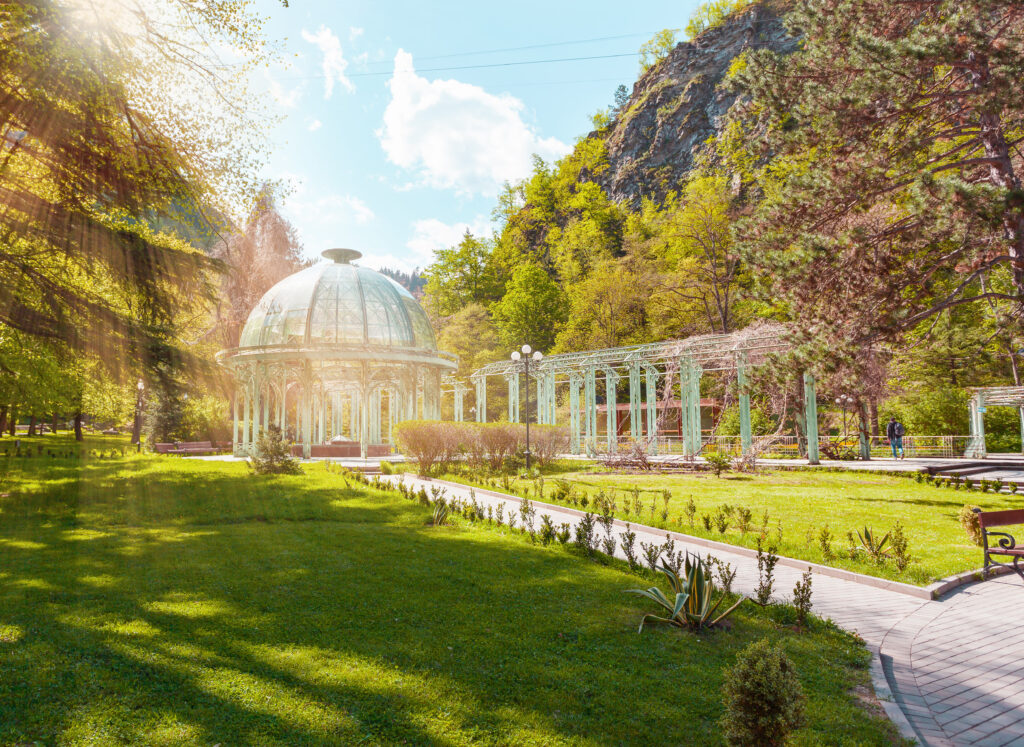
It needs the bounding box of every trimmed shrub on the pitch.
[393,421,450,475]
[479,423,520,470]
[393,420,570,473]
[721,639,805,747]
[530,424,570,464]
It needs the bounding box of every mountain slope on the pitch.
[591,3,796,205]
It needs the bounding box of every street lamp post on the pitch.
[511,344,543,470]
[834,394,854,442]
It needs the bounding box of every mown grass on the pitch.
[439,467,1022,586]
[0,437,904,745]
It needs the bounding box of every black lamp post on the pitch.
[834,394,854,441]
[511,344,543,469]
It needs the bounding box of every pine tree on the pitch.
[731,1,1024,357]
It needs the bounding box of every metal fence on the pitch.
[645,434,971,459]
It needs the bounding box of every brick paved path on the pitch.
[387,475,1024,746]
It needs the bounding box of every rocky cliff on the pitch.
[590,3,796,205]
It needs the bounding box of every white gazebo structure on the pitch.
[218,248,457,458]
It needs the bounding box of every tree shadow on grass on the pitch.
[0,462,899,745]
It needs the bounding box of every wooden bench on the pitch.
[153,440,227,456]
[973,508,1024,580]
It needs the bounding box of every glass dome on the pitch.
[238,249,437,350]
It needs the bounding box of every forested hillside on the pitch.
[425,0,1024,444]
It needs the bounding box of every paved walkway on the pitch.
[386,475,1024,747]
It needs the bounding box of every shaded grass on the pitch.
[0,441,903,745]
[447,468,1023,585]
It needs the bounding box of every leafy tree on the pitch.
[0,0,272,370]
[638,175,749,334]
[211,186,306,347]
[436,303,503,378]
[613,84,631,112]
[685,0,755,40]
[731,0,1024,358]
[555,258,653,351]
[638,29,679,73]
[591,107,612,130]
[492,264,567,351]
[423,232,503,317]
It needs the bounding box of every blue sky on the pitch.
[253,0,704,272]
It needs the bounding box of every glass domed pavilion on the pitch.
[218,248,457,457]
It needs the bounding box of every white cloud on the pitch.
[378,50,570,195]
[308,119,322,132]
[282,185,376,256]
[264,65,303,108]
[405,216,492,265]
[349,26,364,41]
[301,25,354,99]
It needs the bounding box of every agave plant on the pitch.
[855,526,891,561]
[625,553,745,633]
[431,500,450,527]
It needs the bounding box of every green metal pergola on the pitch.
[442,324,824,463]
[965,385,1024,458]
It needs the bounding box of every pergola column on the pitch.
[506,372,520,422]
[359,387,370,458]
[803,372,820,465]
[967,392,987,458]
[261,370,269,439]
[546,371,557,424]
[242,384,251,455]
[737,353,752,457]
[281,371,288,435]
[604,368,620,452]
[473,375,487,422]
[569,372,582,454]
[232,391,240,456]
[535,373,546,425]
[584,368,597,454]
[388,388,398,442]
[679,358,702,456]
[628,362,642,442]
[320,389,327,443]
[644,364,658,455]
[454,381,468,422]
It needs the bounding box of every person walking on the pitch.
[886,416,905,459]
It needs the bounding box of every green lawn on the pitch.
[439,467,1021,586]
[0,437,905,745]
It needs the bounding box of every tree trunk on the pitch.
[74,412,83,442]
[0,406,7,434]
[869,399,880,437]
[8,410,15,436]
[131,401,143,445]
[27,415,36,436]
[51,412,59,434]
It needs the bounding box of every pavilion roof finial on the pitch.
[322,248,362,264]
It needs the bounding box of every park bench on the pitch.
[153,440,227,456]
[972,508,1024,580]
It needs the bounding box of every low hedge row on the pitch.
[392,420,569,474]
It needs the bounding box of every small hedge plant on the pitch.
[392,420,569,476]
[721,639,805,746]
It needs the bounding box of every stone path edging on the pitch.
[390,475,1024,746]
[424,476,935,599]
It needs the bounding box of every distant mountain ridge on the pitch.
[589,2,796,205]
